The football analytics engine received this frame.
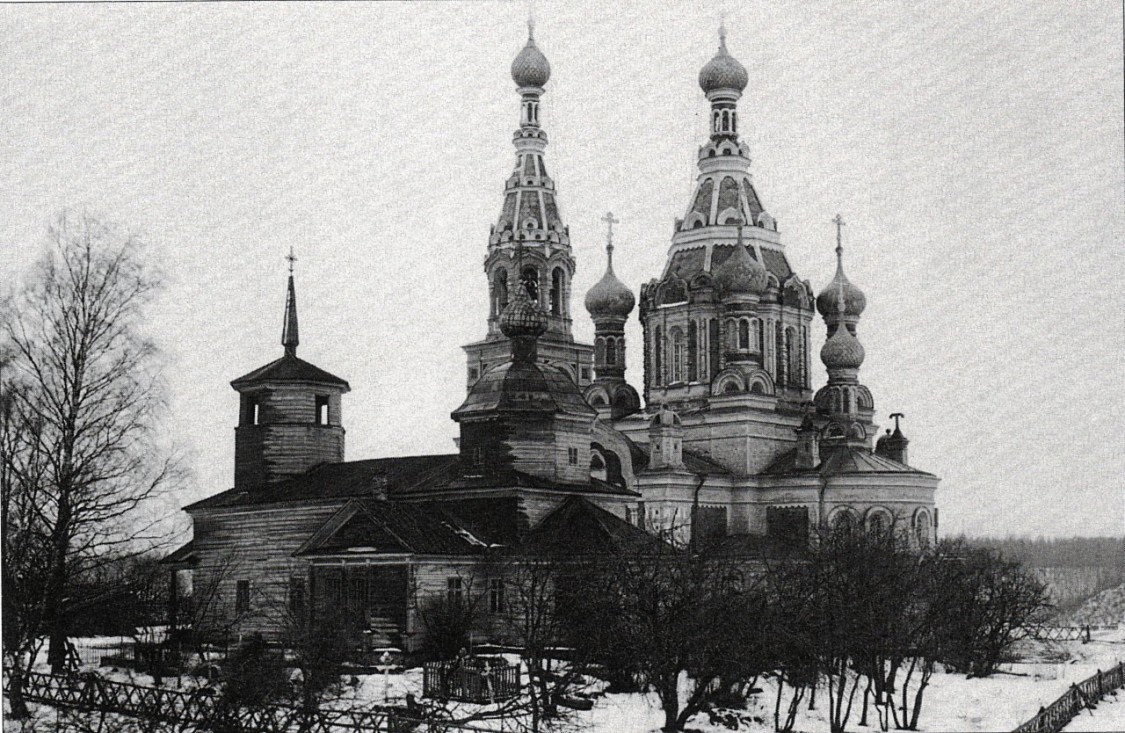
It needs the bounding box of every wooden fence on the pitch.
[4,670,510,733]
[422,661,520,704]
[1012,660,1125,733]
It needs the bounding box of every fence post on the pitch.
[1085,625,1091,644]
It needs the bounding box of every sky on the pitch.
[2,1,1122,539]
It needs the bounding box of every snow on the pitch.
[1064,689,1125,732]
[7,628,1123,732]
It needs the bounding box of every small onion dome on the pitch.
[714,241,768,297]
[820,324,866,370]
[817,260,867,318]
[500,283,547,339]
[511,34,551,88]
[649,405,681,428]
[699,32,748,94]
[585,263,634,318]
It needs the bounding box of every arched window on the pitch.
[915,511,932,548]
[590,453,607,481]
[868,512,885,536]
[494,270,509,315]
[708,319,720,380]
[776,322,786,383]
[606,337,617,367]
[550,268,564,315]
[653,326,663,386]
[786,327,800,387]
[595,337,606,367]
[832,510,856,537]
[687,321,698,381]
[521,266,539,302]
[670,327,685,383]
[738,320,750,350]
[758,319,765,355]
[749,319,760,351]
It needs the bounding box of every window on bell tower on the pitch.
[550,268,564,315]
[521,266,539,302]
[315,395,329,426]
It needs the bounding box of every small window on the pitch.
[447,577,463,605]
[471,445,486,467]
[236,580,250,616]
[489,578,505,613]
[241,395,261,426]
[580,367,591,382]
[567,447,579,465]
[289,578,305,621]
[468,367,479,381]
[315,395,329,425]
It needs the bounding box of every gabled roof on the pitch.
[442,468,638,497]
[760,445,936,478]
[160,540,197,565]
[295,498,490,557]
[519,496,668,556]
[231,353,349,389]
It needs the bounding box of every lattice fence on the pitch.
[1012,661,1125,733]
[4,670,508,733]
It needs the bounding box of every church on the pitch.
[165,26,939,653]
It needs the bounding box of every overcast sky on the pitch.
[2,1,1122,539]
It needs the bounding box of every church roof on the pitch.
[627,440,734,476]
[518,496,668,556]
[184,454,462,510]
[185,452,635,512]
[760,446,935,477]
[452,360,596,419]
[665,245,793,285]
[295,498,492,557]
[230,353,349,389]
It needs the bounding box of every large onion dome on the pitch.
[585,254,634,319]
[500,282,548,339]
[511,31,551,88]
[714,237,768,297]
[699,29,748,94]
[816,269,866,319]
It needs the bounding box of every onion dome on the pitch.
[820,316,866,370]
[500,281,547,339]
[585,242,634,319]
[714,226,768,297]
[511,25,551,88]
[699,27,748,94]
[817,216,867,318]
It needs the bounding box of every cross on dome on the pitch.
[602,211,620,261]
[286,245,297,274]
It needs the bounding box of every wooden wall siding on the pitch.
[235,424,345,488]
[190,503,343,641]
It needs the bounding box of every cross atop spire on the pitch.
[282,253,300,357]
[718,13,728,50]
[890,412,905,431]
[602,211,620,265]
[833,213,845,257]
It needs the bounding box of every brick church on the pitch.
[166,26,939,652]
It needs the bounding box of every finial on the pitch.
[528,16,535,42]
[602,211,620,268]
[282,259,299,357]
[286,245,297,274]
[718,14,728,50]
[736,217,744,247]
[890,412,905,431]
[832,213,845,260]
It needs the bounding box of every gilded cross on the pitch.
[890,412,905,431]
[286,246,297,274]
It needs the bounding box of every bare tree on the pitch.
[2,211,179,674]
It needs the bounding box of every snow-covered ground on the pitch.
[1063,688,1125,732]
[6,627,1123,732]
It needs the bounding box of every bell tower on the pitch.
[231,251,350,490]
[463,23,594,392]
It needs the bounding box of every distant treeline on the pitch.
[964,536,1124,573]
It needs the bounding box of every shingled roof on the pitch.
[230,353,349,389]
[627,440,734,476]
